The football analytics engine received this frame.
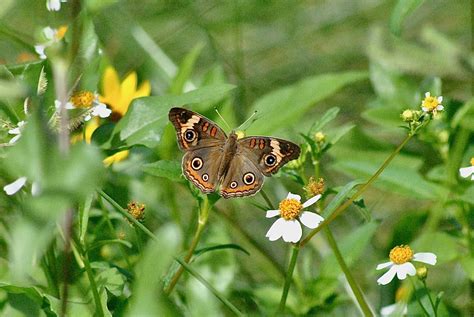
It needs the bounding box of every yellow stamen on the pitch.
[56,26,68,40]
[422,94,441,111]
[70,91,95,108]
[279,198,302,220]
[304,177,325,197]
[389,245,413,264]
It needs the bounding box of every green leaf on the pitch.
[322,180,364,218]
[460,256,474,281]
[320,222,378,277]
[332,156,445,200]
[142,160,182,182]
[308,107,340,135]
[115,84,235,147]
[127,224,181,316]
[169,43,204,95]
[79,194,93,244]
[390,0,425,36]
[452,98,474,130]
[94,266,127,297]
[247,71,368,135]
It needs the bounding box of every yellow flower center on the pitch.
[314,131,326,143]
[127,201,146,222]
[389,245,413,264]
[470,157,474,166]
[70,91,95,108]
[304,177,325,197]
[56,26,68,40]
[422,95,440,111]
[279,198,302,220]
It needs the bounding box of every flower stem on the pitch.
[164,196,210,295]
[278,243,300,313]
[300,134,412,247]
[422,280,437,317]
[260,190,275,209]
[324,227,373,316]
[409,278,430,316]
[75,239,104,317]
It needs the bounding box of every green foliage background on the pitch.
[0,0,472,316]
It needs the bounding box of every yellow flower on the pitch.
[99,66,151,119]
[103,150,130,167]
[421,92,443,114]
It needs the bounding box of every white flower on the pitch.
[54,99,75,111]
[380,302,407,317]
[421,92,443,113]
[34,26,67,59]
[377,245,436,285]
[46,0,67,11]
[265,192,324,243]
[3,177,27,195]
[8,121,26,144]
[459,158,474,180]
[88,103,112,120]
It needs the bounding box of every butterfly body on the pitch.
[169,107,300,198]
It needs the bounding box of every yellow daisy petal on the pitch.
[120,72,138,111]
[134,80,151,99]
[101,67,121,109]
[103,150,130,166]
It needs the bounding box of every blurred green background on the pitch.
[0,0,472,316]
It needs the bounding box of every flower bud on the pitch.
[416,266,428,281]
[127,201,146,223]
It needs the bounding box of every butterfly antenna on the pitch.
[214,107,232,131]
[237,110,258,131]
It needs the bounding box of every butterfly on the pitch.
[168,107,300,198]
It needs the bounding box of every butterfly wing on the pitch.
[169,107,227,193]
[220,136,300,198]
[168,107,227,150]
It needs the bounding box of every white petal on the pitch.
[436,105,444,111]
[9,134,21,144]
[46,0,61,11]
[84,114,91,121]
[3,177,27,195]
[281,220,302,243]
[460,166,474,178]
[43,27,56,40]
[91,104,111,118]
[377,265,398,285]
[376,261,394,270]
[437,96,443,102]
[471,174,474,181]
[34,45,47,59]
[425,92,430,98]
[31,182,40,196]
[65,102,75,109]
[286,192,301,201]
[265,218,286,241]
[421,107,428,112]
[302,194,321,208]
[8,127,20,135]
[413,252,437,265]
[266,210,280,218]
[299,211,324,229]
[54,100,61,109]
[380,303,407,317]
[395,262,416,280]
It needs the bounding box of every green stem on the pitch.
[278,244,300,313]
[98,190,158,242]
[409,278,430,317]
[41,246,60,299]
[300,134,412,247]
[72,235,104,317]
[164,196,210,295]
[260,190,275,209]
[175,257,244,316]
[324,227,373,316]
[422,280,437,317]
